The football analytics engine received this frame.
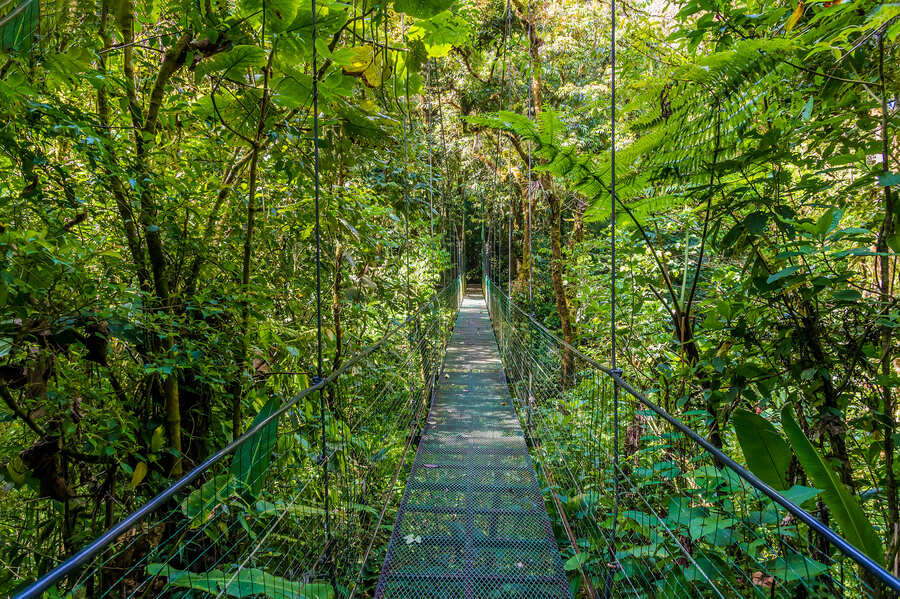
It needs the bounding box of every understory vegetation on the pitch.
[0,0,897,595]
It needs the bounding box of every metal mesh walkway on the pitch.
[374,286,571,599]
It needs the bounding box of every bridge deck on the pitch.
[374,287,571,599]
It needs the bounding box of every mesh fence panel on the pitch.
[484,277,896,599]
[13,278,464,599]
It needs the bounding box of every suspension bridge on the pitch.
[10,271,900,599]
[5,0,899,594]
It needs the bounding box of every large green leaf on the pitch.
[147,565,334,599]
[240,0,302,31]
[765,554,829,582]
[393,0,455,20]
[732,408,792,490]
[781,406,884,563]
[179,474,235,541]
[275,3,349,64]
[231,397,281,499]
[195,45,267,82]
[407,10,471,57]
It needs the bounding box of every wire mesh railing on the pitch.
[13,276,464,599]
[483,276,900,599]
[372,285,572,599]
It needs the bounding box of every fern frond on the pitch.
[467,37,797,228]
[0,0,37,51]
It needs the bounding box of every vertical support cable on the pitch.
[526,0,534,436]
[437,65,451,281]
[311,0,331,569]
[481,184,486,281]
[504,0,513,295]
[400,15,422,460]
[400,15,411,319]
[605,0,620,594]
[462,197,466,282]
[526,151,532,315]
[526,0,533,316]
[425,62,434,254]
[609,0,618,397]
[496,216,500,285]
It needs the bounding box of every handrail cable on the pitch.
[483,277,900,594]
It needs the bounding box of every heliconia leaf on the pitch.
[0,0,38,51]
[146,564,334,599]
[130,461,148,489]
[781,406,884,563]
[230,398,281,499]
[732,409,792,490]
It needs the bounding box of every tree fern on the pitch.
[471,37,800,227]
[0,0,38,51]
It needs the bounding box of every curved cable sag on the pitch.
[483,276,900,596]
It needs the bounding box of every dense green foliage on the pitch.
[0,0,463,589]
[0,0,898,594]
[464,0,899,591]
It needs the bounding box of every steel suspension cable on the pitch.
[426,64,434,242]
[400,15,411,320]
[435,64,452,278]
[504,0,512,294]
[526,0,536,315]
[605,0,620,595]
[311,0,332,573]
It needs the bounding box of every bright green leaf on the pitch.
[564,552,589,571]
[195,45,267,82]
[231,398,281,499]
[393,0,455,19]
[766,265,800,285]
[782,406,884,563]
[732,409,792,490]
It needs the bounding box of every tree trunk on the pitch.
[123,13,193,476]
[547,186,575,386]
[329,242,344,414]
[233,47,272,437]
[97,0,151,293]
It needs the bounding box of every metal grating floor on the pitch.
[374,287,572,599]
